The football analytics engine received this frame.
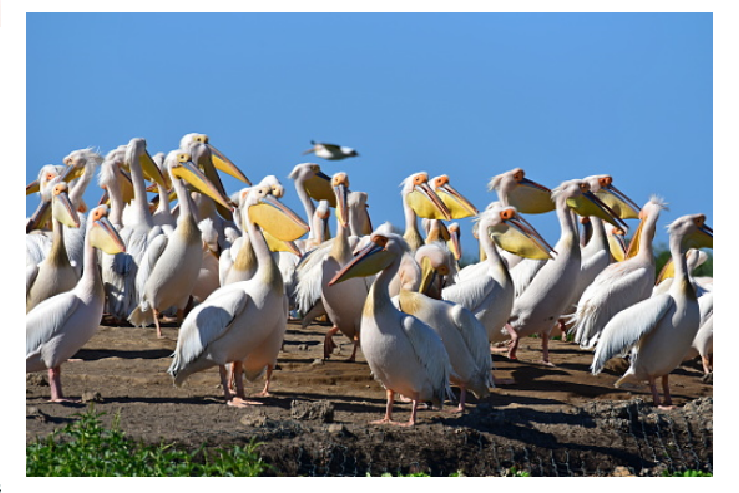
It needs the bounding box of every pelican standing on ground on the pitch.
[572,196,668,349]
[329,232,453,426]
[26,206,126,402]
[129,148,233,338]
[505,181,625,365]
[167,184,309,407]
[591,214,713,408]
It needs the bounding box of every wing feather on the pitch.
[26,293,80,358]
[591,293,674,374]
[400,315,454,404]
[441,273,495,315]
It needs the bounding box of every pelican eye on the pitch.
[52,183,67,195]
[437,265,450,275]
[513,169,524,181]
[178,153,190,163]
[45,172,56,181]
[370,234,388,247]
[693,216,705,228]
[600,176,613,187]
[500,208,516,221]
[580,183,589,193]
[434,175,450,187]
[414,173,428,184]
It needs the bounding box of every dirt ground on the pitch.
[26,319,714,476]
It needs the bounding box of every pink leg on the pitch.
[253,365,273,397]
[371,389,396,424]
[505,324,519,360]
[659,375,675,409]
[347,335,359,362]
[445,387,466,414]
[47,366,79,403]
[153,309,163,339]
[539,331,555,366]
[324,326,339,359]
[648,376,661,407]
[404,393,420,427]
[228,361,263,408]
[702,355,711,376]
[219,365,232,403]
[226,362,236,393]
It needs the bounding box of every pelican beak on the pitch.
[91,216,126,255]
[249,193,310,241]
[418,256,438,296]
[171,155,232,210]
[407,182,452,220]
[333,177,349,229]
[362,204,373,235]
[596,182,640,219]
[656,259,675,284]
[491,210,554,260]
[51,189,81,228]
[448,231,462,261]
[687,217,713,250]
[510,177,555,214]
[567,188,627,230]
[434,177,478,219]
[26,179,40,195]
[264,231,302,257]
[329,235,393,285]
[209,144,251,185]
[118,168,135,204]
[98,188,110,207]
[140,150,168,189]
[191,143,233,221]
[26,201,51,233]
[608,227,627,262]
[304,168,336,207]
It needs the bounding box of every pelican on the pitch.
[415,243,457,300]
[191,217,221,305]
[26,165,68,268]
[149,152,176,234]
[26,205,126,402]
[443,203,553,346]
[288,162,335,245]
[394,274,492,413]
[329,232,453,426]
[572,196,668,349]
[400,172,452,252]
[104,138,167,323]
[653,248,712,296]
[302,140,359,160]
[26,182,81,312]
[168,184,309,407]
[505,180,625,365]
[97,147,132,230]
[129,148,232,338]
[591,214,713,408]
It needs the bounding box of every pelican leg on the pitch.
[659,375,675,410]
[371,389,396,425]
[253,365,273,397]
[405,393,420,427]
[648,376,661,407]
[347,335,359,362]
[219,365,232,403]
[324,326,339,359]
[702,355,712,376]
[176,308,184,327]
[445,386,466,414]
[228,360,263,408]
[505,324,519,360]
[539,331,555,366]
[153,308,163,339]
[226,362,235,393]
[47,366,78,403]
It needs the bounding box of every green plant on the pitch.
[27,405,269,477]
[662,469,712,477]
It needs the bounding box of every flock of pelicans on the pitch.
[25,135,713,426]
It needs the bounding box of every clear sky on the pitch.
[25,11,713,255]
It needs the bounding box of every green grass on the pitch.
[662,469,713,477]
[27,405,270,477]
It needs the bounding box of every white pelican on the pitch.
[97,147,132,230]
[129,147,233,337]
[149,152,176,234]
[168,184,309,407]
[191,217,221,305]
[302,140,359,160]
[329,232,453,426]
[400,172,452,252]
[393,279,492,413]
[288,162,335,245]
[104,138,168,323]
[652,248,711,296]
[26,205,126,402]
[414,243,457,300]
[27,182,81,312]
[26,165,68,268]
[572,196,668,349]
[591,214,713,408]
[505,181,625,365]
[442,204,553,347]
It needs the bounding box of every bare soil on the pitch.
[26,320,713,476]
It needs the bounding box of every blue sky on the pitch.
[25,12,713,255]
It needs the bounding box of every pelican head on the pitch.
[402,172,452,221]
[625,196,669,259]
[488,168,554,213]
[289,162,336,207]
[431,175,478,219]
[168,150,232,210]
[416,243,455,297]
[670,213,713,250]
[50,182,81,228]
[607,225,627,261]
[27,164,66,197]
[88,206,126,255]
[330,233,405,285]
[182,133,251,185]
[483,202,554,260]
[124,138,168,189]
[585,174,640,219]
[247,184,310,241]
[556,180,627,229]
[259,175,284,198]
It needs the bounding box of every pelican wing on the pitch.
[441,274,496,315]
[448,302,494,375]
[510,258,547,298]
[26,292,80,357]
[401,314,455,403]
[591,293,674,374]
[136,232,169,299]
[170,285,250,374]
[573,263,653,348]
[294,240,333,313]
[26,263,39,297]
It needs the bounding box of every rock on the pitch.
[240,413,268,427]
[80,391,103,403]
[27,407,48,422]
[613,466,634,477]
[291,399,334,422]
[26,374,49,386]
[327,423,346,434]
[312,359,324,365]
